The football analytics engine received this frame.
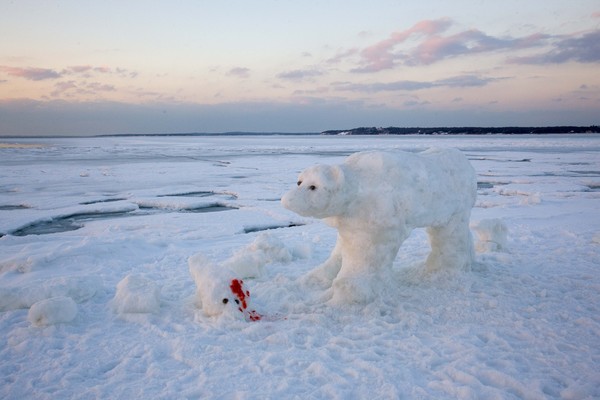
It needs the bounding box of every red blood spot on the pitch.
[229,279,248,309]
[229,278,263,322]
[248,310,262,321]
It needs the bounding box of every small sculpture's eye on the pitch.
[297,181,302,186]
[309,185,316,191]
[222,298,229,304]
[234,299,240,305]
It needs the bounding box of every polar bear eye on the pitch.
[222,298,229,304]
[297,181,302,186]
[309,185,317,191]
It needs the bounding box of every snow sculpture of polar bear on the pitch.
[281,148,477,303]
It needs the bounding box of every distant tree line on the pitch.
[321,126,599,135]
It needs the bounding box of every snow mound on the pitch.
[223,232,308,278]
[472,219,509,252]
[28,296,77,327]
[113,274,161,314]
[0,275,102,312]
[189,232,305,319]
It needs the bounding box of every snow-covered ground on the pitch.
[1,134,599,399]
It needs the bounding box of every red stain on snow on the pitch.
[229,279,262,322]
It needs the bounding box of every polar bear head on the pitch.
[281,164,346,219]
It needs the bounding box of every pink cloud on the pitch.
[350,18,550,72]
[0,66,61,80]
[354,18,453,72]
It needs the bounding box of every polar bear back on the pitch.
[341,148,476,229]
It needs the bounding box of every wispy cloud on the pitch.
[50,81,78,97]
[51,80,116,97]
[508,30,600,64]
[403,99,430,107]
[0,66,61,81]
[64,65,138,78]
[277,69,324,81]
[1,64,139,83]
[327,48,359,64]
[334,74,503,93]
[342,18,550,72]
[227,67,251,78]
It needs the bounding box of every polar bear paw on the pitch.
[300,268,337,289]
[330,276,377,305]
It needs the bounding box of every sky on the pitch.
[0,0,599,136]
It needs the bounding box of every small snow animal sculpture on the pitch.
[188,254,262,321]
[281,148,477,303]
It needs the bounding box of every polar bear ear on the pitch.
[328,165,345,187]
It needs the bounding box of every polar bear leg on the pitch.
[331,234,403,304]
[425,211,474,272]
[301,235,343,287]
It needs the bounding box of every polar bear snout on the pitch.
[282,164,344,218]
[280,189,295,211]
[281,186,315,217]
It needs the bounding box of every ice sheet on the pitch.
[1,134,599,399]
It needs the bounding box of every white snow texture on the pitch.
[1,135,599,399]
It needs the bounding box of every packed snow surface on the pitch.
[1,134,599,399]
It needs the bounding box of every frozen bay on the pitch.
[1,134,599,399]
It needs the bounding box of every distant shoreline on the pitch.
[321,126,599,136]
[0,126,598,139]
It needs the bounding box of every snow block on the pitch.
[223,232,298,278]
[28,296,77,327]
[472,219,509,252]
[113,274,161,314]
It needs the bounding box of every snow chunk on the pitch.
[28,296,77,327]
[113,274,161,314]
[223,232,304,278]
[0,276,102,312]
[472,219,509,252]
